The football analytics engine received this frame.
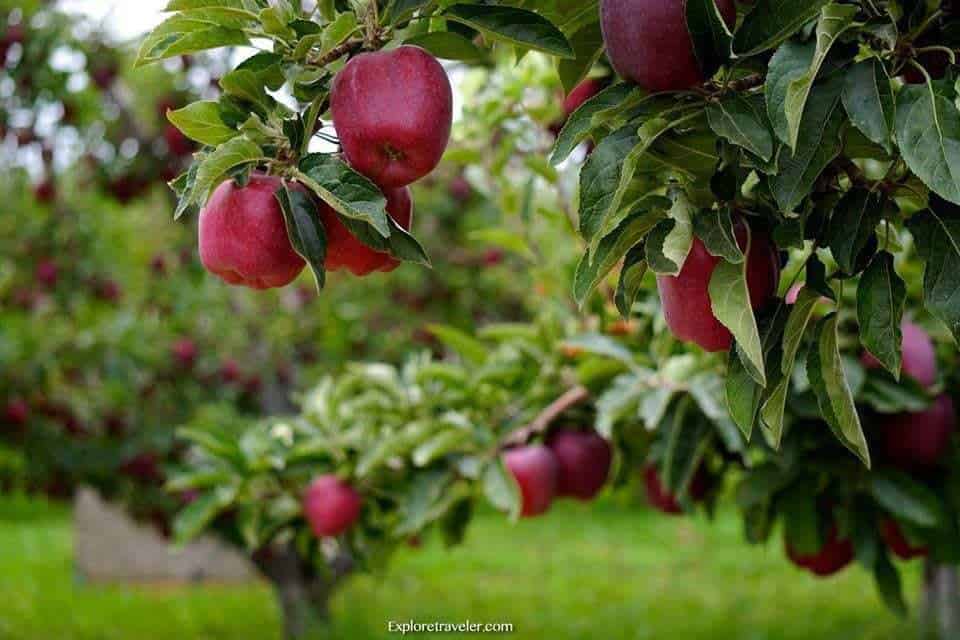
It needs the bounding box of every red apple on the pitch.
[785,525,854,577]
[172,339,197,368]
[862,320,937,388]
[563,78,606,117]
[880,518,928,560]
[164,124,194,157]
[503,445,559,518]
[320,186,412,276]
[331,46,452,188]
[600,0,736,92]
[303,475,362,537]
[220,359,242,384]
[656,222,780,352]
[880,394,956,470]
[643,464,711,515]
[449,175,472,203]
[35,260,59,289]
[120,452,165,484]
[198,173,306,289]
[546,429,612,501]
[3,398,29,426]
[34,179,56,204]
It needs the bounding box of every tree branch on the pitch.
[502,385,591,449]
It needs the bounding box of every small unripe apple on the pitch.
[601,0,736,92]
[320,186,412,276]
[643,464,711,515]
[303,474,362,537]
[198,173,306,289]
[862,320,937,388]
[785,525,854,577]
[880,519,927,560]
[880,394,956,470]
[503,445,559,518]
[331,46,453,188]
[546,429,612,501]
[656,223,780,352]
[563,78,606,117]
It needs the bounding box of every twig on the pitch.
[307,39,364,67]
[502,386,591,448]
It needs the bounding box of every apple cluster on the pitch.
[503,429,612,518]
[198,46,453,289]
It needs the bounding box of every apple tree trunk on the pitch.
[922,560,960,640]
[254,543,353,640]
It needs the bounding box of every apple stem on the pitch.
[503,386,591,448]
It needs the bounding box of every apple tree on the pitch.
[119,0,960,637]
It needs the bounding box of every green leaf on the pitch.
[550,83,638,165]
[276,184,327,290]
[427,324,487,365]
[191,137,265,217]
[874,552,908,617]
[842,59,895,154]
[685,0,733,80]
[780,484,822,555]
[760,288,819,446]
[709,256,766,386]
[766,40,815,145]
[770,77,846,212]
[573,202,666,306]
[870,471,945,528]
[483,458,521,521]
[405,31,485,62]
[896,81,960,205]
[167,101,237,145]
[857,252,906,379]
[734,0,831,56]
[564,334,637,368]
[783,3,858,150]
[557,20,605,94]
[645,191,695,276]
[907,199,960,343]
[662,400,712,496]
[826,188,884,274]
[297,153,390,236]
[615,245,647,318]
[219,69,275,113]
[444,4,574,59]
[173,485,238,546]
[577,125,641,244]
[693,207,743,263]
[706,94,774,162]
[807,314,871,467]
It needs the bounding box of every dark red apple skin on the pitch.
[198,173,306,289]
[449,175,472,204]
[563,78,606,117]
[600,0,736,92]
[34,180,56,204]
[546,429,612,501]
[880,519,928,560]
[880,394,956,471]
[303,475,362,538]
[785,526,854,577]
[331,46,452,188]
[643,464,711,515]
[862,320,937,389]
[503,445,559,518]
[656,225,780,352]
[320,186,412,276]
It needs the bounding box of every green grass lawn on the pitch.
[0,494,922,639]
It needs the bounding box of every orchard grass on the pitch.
[0,494,918,640]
